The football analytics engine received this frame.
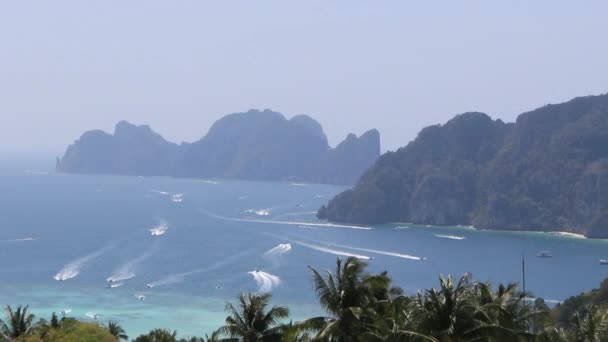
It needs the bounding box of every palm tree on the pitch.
[217,292,289,342]
[133,328,178,342]
[411,274,476,342]
[108,320,129,341]
[306,257,410,341]
[569,305,608,342]
[305,257,372,341]
[0,305,38,340]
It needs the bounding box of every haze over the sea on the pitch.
[1,1,608,155]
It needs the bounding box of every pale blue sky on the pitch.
[1,1,607,154]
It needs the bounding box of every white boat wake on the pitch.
[248,270,281,292]
[196,180,219,185]
[245,209,271,216]
[85,312,100,320]
[147,250,252,288]
[280,237,371,260]
[0,237,36,242]
[54,245,112,281]
[107,248,156,282]
[204,210,371,230]
[150,222,168,236]
[171,193,184,203]
[24,170,49,175]
[297,225,318,230]
[264,233,422,261]
[263,243,292,257]
[435,234,466,240]
[327,242,425,261]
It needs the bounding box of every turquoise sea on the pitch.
[1,157,608,338]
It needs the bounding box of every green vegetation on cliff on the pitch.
[319,94,608,238]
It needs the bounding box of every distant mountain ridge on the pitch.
[57,109,380,185]
[318,93,608,238]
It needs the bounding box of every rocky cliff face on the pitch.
[57,121,179,176]
[319,94,608,238]
[57,110,380,185]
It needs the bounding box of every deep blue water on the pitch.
[1,158,608,338]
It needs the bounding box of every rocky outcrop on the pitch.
[57,110,381,185]
[56,121,179,176]
[318,94,608,238]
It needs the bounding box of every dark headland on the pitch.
[319,93,608,238]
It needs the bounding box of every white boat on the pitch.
[599,259,608,265]
[536,251,553,258]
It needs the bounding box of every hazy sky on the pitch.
[1,1,607,155]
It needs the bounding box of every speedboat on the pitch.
[599,259,608,265]
[146,284,153,288]
[536,251,553,258]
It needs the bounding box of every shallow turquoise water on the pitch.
[1,158,608,338]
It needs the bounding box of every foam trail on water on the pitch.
[248,270,281,292]
[263,243,292,257]
[265,234,370,260]
[147,250,253,288]
[328,242,425,261]
[435,234,466,240]
[0,237,36,242]
[245,208,271,216]
[85,312,100,320]
[203,210,371,230]
[149,221,168,236]
[288,234,426,261]
[107,248,156,282]
[54,245,112,281]
[171,193,184,203]
[298,225,318,230]
[196,180,219,185]
[295,241,371,260]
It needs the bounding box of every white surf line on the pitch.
[203,209,371,230]
[147,249,254,288]
[434,234,466,240]
[54,245,113,281]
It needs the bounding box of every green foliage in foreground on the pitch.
[2,257,608,342]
